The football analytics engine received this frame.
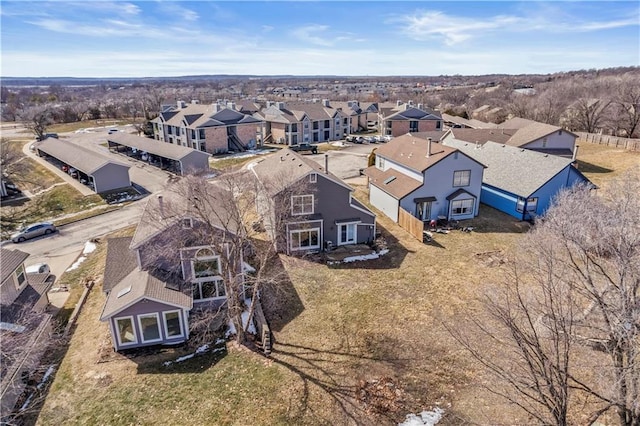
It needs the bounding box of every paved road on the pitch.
[4,200,146,282]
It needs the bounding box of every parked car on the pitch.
[68,167,78,178]
[11,222,57,243]
[290,143,318,154]
[25,263,51,275]
[140,152,149,161]
[383,135,393,142]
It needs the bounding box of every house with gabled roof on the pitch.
[254,100,350,146]
[99,186,249,351]
[151,100,263,155]
[250,149,376,254]
[441,139,593,220]
[364,134,485,223]
[442,117,579,159]
[378,101,443,137]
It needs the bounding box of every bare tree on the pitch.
[452,170,640,425]
[611,74,640,138]
[565,97,612,133]
[0,138,29,183]
[19,107,53,141]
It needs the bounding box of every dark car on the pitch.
[290,143,318,154]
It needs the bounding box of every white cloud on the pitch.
[262,25,274,33]
[156,2,199,22]
[396,9,639,45]
[291,24,333,46]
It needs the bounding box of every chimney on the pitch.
[177,100,186,109]
[572,145,579,162]
[324,154,329,174]
[427,138,432,157]
[397,100,402,107]
[191,99,199,104]
[277,102,285,110]
[158,195,164,218]
[322,99,330,107]
[417,103,423,110]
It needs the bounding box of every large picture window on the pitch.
[191,248,220,281]
[137,313,162,343]
[453,170,471,187]
[192,279,225,301]
[290,228,320,251]
[291,195,314,215]
[163,311,184,338]
[115,316,137,346]
[451,199,474,216]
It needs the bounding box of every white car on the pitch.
[25,263,51,275]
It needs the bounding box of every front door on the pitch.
[416,201,432,221]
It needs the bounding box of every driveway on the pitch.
[305,142,378,180]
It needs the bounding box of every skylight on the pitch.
[117,285,132,298]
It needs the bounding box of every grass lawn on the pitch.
[36,141,639,425]
[575,140,640,189]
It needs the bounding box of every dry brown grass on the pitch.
[575,141,640,190]
[37,145,640,425]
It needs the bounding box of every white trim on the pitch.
[291,194,314,215]
[337,222,358,245]
[309,173,317,183]
[192,278,226,302]
[137,312,163,344]
[450,198,475,216]
[285,219,323,226]
[114,316,138,347]
[162,310,185,339]
[101,295,192,320]
[190,250,222,283]
[349,195,376,218]
[289,227,321,251]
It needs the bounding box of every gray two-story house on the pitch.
[251,149,376,254]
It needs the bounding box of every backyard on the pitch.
[35,142,640,425]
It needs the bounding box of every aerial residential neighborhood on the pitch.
[1,1,639,425]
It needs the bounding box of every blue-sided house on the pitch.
[441,140,594,221]
[100,187,249,351]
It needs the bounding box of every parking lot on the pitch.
[305,141,378,180]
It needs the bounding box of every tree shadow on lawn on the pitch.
[459,204,533,234]
[270,335,421,425]
[135,344,228,375]
[260,253,305,333]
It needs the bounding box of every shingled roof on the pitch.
[373,133,460,173]
[103,237,138,293]
[250,148,351,196]
[99,268,192,320]
[364,166,422,199]
[36,138,130,175]
[0,248,29,284]
[443,140,578,197]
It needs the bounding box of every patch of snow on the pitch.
[330,141,350,147]
[398,408,444,426]
[37,365,56,390]
[163,343,225,366]
[211,149,277,162]
[83,241,97,254]
[342,248,389,263]
[66,256,86,271]
[226,308,256,335]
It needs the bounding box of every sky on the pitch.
[1,1,638,78]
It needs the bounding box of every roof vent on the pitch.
[383,176,397,185]
[117,285,132,298]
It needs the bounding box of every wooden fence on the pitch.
[398,207,424,241]
[576,132,640,151]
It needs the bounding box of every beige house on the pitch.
[254,100,350,145]
[378,101,443,137]
[152,100,263,155]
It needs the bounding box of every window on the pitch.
[291,123,298,132]
[453,170,471,187]
[290,228,320,251]
[191,248,220,281]
[451,199,474,216]
[192,279,225,301]
[191,129,196,139]
[163,311,184,338]
[291,195,314,215]
[542,137,548,148]
[309,173,317,183]
[182,218,193,228]
[338,223,357,245]
[199,129,206,139]
[436,121,442,130]
[377,156,385,170]
[115,317,137,346]
[313,122,319,130]
[409,120,419,132]
[138,313,162,343]
[324,120,330,128]
[167,126,173,135]
[15,264,26,288]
